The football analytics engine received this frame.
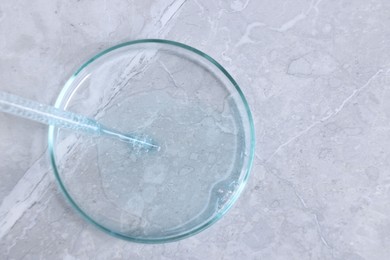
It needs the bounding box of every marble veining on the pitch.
[1,0,390,259]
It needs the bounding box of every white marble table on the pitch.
[1,0,390,259]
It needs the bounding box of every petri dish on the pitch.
[48,39,255,243]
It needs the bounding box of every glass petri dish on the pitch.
[48,39,255,243]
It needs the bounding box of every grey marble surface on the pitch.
[1,0,390,259]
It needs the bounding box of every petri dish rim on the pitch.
[48,39,255,243]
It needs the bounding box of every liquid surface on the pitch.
[57,90,242,237]
[52,42,252,241]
